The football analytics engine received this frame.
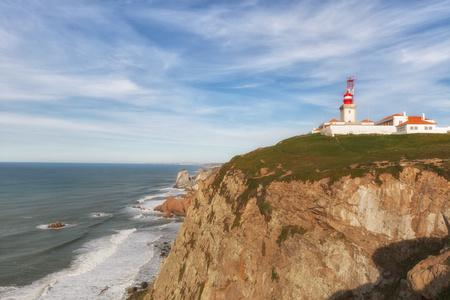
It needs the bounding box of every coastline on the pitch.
[0,163,202,300]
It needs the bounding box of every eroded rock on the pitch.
[407,246,450,299]
[154,194,196,217]
[47,221,65,228]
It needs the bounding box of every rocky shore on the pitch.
[154,167,220,218]
[127,166,220,298]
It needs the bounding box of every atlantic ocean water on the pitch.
[0,162,202,299]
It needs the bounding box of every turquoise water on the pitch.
[0,163,201,299]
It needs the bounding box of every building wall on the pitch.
[339,104,357,123]
[397,124,450,134]
[392,116,408,126]
[320,124,449,136]
[435,127,450,133]
[321,125,397,137]
[375,115,408,126]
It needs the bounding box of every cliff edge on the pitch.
[141,134,450,299]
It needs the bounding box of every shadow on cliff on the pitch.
[328,236,448,300]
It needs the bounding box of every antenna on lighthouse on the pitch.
[346,75,356,96]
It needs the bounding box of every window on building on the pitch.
[399,121,403,124]
[415,126,418,130]
[410,126,414,130]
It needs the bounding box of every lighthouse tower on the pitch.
[339,76,357,123]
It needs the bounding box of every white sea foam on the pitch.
[135,187,185,204]
[129,188,188,220]
[90,212,113,218]
[0,228,164,300]
[136,195,156,203]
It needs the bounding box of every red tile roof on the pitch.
[381,113,402,120]
[328,119,340,122]
[361,119,374,123]
[396,116,436,126]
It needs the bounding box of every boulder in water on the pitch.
[47,221,65,228]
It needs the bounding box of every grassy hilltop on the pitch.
[220,133,450,183]
[212,134,450,219]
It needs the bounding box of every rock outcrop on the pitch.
[173,169,191,189]
[407,246,450,299]
[145,167,449,300]
[173,167,220,191]
[156,167,221,217]
[47,221,65,228]
[154,193,196,217]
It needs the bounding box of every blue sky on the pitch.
[1,0,450,163]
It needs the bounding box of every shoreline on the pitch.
[0,164,202,300]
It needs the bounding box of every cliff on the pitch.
[141,134,450,299]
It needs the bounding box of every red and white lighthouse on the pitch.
[343,91,353,104]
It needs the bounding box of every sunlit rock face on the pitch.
[144,167,449,300]
[407,246,450,299]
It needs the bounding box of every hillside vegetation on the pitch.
[213,134,450,219]
[218,133,450,183]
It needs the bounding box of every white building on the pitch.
[312,80,449,136]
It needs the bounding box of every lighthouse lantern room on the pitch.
[339,76,357,123]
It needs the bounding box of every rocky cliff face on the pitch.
[144,165,449,299]
[407,246,450,299]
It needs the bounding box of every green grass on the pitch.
[228,134,450,183]
[211,134,450,222]
[259,201,273,221]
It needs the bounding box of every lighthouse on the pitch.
[339,76,357,123]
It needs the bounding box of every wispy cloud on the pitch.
[1,0,450,163]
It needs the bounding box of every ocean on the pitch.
[0,162,202,300]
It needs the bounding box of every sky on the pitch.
[1,0,450,163]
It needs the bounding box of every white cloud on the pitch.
[1,0,450,162]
